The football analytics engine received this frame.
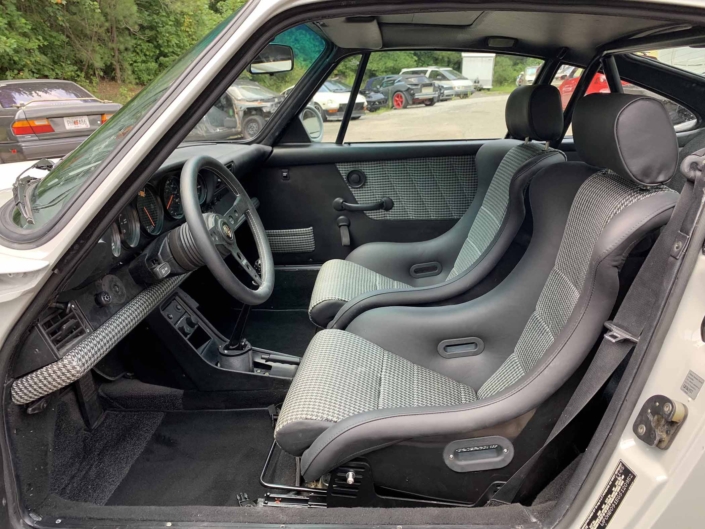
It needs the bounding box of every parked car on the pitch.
[223,80,284,139]
[401,66,475,98]
[557,67,695,126]
[358,83,388,111]
[308,80,366,121]
[0,79,121,163]
[365,74,438,109]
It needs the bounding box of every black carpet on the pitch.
[52,405,164,505]
[106,409,279,506]
[246,309,316,356]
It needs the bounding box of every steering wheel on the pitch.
[180,155,274,305]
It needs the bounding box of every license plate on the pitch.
[64,116,90,130]
[422,86,433,93]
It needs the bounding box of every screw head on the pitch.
[663,402,673,414]
[637,424,646,435]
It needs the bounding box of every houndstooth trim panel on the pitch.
[308,260,411,317]
[336,156,477,220]
[266,227,315,253]
[478,170,674,399]
[448,142,546,279]
[11,274,190,405]
[275,330,476,435]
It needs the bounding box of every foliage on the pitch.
[0,0,246,90]
[492,55,543,87]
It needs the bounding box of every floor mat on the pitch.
[246,309,316,357]
[107,410,279,506]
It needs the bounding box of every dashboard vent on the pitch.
[40,304,90,352]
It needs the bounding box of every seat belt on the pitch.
[488,167,705,507]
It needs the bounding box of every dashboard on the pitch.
[64,142,271,295]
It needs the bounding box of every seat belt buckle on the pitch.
[604,321,639,344]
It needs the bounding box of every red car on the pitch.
[557,66,694,126]
[557,68,612,108]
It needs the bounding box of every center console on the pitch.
[147,289,300,392]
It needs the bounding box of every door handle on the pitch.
[333,196,394,212]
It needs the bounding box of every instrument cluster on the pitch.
[107,169,218,259]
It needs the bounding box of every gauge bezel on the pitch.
[137,184,165,236]
[117,205,140,249]
[196,174,208,205]
[162,174,184,220]
[109,223,122,258]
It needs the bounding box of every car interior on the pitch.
[5,4,705,527]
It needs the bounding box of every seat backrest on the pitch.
[446,84,565,280]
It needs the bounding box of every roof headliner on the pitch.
[315,10,682,64]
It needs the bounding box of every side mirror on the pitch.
[249,44,294,74]
[223,117,239,129]
[300,105,324,143]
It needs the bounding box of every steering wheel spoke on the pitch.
[223,195,250,231]
[230,243,262,286]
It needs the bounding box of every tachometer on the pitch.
[136,185,164,236]
[117,205,140,248]
[163,175,184,219]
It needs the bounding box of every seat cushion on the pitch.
[308,260,411,327]
[274,329,477,455]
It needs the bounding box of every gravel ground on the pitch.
[322,93,511,142]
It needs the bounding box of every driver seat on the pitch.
[308,84,566,327]
[274,94,679,499]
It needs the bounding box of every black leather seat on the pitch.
[276,94,679,496]
[308,85,566,328]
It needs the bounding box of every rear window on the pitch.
[0,82,96,108]
[403,76,428,84]
[638,47,705,78]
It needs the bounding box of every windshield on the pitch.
[16,17,326,231]
[442,69,467,80]
[231,84,281,100]
[0,82,97,108]
[17,14,237,230]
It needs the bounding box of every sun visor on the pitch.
[317,17,383,50]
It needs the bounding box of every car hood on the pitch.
[314,92,366,104]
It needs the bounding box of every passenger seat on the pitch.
[308,84,566,327]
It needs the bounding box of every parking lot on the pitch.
[322,92,511,142]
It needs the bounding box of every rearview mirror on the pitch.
[249,44,294,74]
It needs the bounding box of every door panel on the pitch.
[251,141,485,265]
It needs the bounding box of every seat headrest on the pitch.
[505,85,563,142]
[573,94,678,186]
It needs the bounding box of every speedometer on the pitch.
[136,185,164,236]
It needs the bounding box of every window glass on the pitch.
[560,68,696,136]
[304,55,364,142]
[343,52,543,142]
[186,24,326,142]
[638,47,705,78]
[0,82,96,108]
